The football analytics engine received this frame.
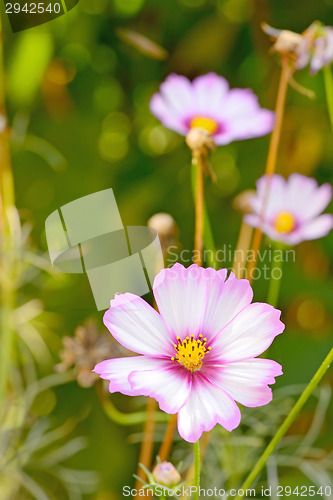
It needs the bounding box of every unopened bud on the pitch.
[233,189,256,215]
[148,213,179,257]
[152,462,181,487]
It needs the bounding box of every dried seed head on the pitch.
[185,127,215,157]
[56,318,130,388]
[262,23,311,69]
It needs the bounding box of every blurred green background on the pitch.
[1,0,333,498]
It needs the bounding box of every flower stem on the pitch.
[235,346,333,500]
[232,220,253,279]
[193,440,201,500]
[323,65,333,134]
[96,383,168,426]
[134,398,158,492]
[157,414,178,462]
[193,156,205,266]
[267,249,283,308]
[0,13,16,412]
[247,60,292,284]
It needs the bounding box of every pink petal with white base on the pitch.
[129,363,192,414]
[150,93,188,135]
[191,73,229,115]
[203,358,283,407]
[93,356,163,396]
[153,263,211,339]
[177,374,241,442]
[300,214,333,240]
[104,293,174,357]
[159,74,193,116]
[299,183,333,221]
[213,303,284,362]
[202,272,253,340]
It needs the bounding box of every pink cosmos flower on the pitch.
[94,263,284,443]
[244,174,333,245]
[149,73,275,145]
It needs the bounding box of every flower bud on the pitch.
[148,213,179,257]
[232,189,256,215]
[152,462,181,487]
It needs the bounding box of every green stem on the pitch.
[323,65,333,134]
[96,384,168,426]
[235,346,333,500]
[267,249,283,308]
[0,12,16,412]
[193,440,200,500]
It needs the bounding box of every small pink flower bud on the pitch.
[152,462,181,487]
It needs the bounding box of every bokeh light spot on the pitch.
[113,0,145,16]
[93,78,124,113]
[98,132,128,161]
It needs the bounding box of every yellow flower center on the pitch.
[275,212,295,233]
[171,334,211,372]
[190,116,218,134]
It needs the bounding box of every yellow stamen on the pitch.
[274,212,295,233]
[172,334,211,372]
[190,116,218,135]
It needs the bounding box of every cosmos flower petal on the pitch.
[213,303,285,362]
[299,183,332,220]
[215,109,274,144]
[284,172,322,218]
[150,93,188,135]
[93,356,164,396]
[300,214,333,240]
[103,293,174,357]
[203,358,283,407]
[153,263,211,339]
[177,374,241,442]
[253,175,287,218]
[203,272,253,341]
[191,73,229,114]
[129,364,192,414]
[159,73,194,116]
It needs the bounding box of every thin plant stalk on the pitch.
[235,346,333,500]
[323,65,333,134]
[193,156,205,266]
[267,249,283,308]
[232,220,253,279]
[134,398,158,493]
[0,14,17,410]
[247,59,292,283]
[193,440,201,500]
[157,414,178,462]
